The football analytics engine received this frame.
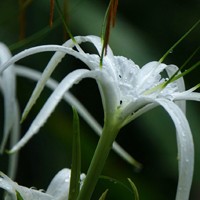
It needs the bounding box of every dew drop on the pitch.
[30,186,37,190]
[65,178,70,183]
[39,189,45,193]
[169,49,173,53]
[185,159,189,163]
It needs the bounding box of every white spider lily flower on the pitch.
[0,43,20,180]
[0,43,18,153]
[0,42,137,168]
[13,65,137,167]
[0,168,85,200]
[0,35,198,199]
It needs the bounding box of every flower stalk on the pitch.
[77,119,121,200]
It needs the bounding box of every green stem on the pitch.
[77,121,120,200]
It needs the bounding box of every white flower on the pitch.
[0,168,85,200]
[0,42,137,167]
[0,43,20,180]
[0,35,199,199]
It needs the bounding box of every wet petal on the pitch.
[46,168,71,199]
[136,61,167,94]
[46,168,85,200]
[165,64,186,114]
[0,43,16,153]
[15,65,136,165]
[0,172,54,200]
[9,69,92,153]
[175,92,200,101]
[9,69,119,153]
[121,96,194,200]
[151,98,194,200]
[7,100,20,180]
[21,35,114,122]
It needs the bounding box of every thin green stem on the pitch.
[54,0,75,43]
[159,19,200,63]
[161,45,200,90]
[77,121,121,200]
[54,0,83,53]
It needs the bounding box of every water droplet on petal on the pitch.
[185,159,189,163]
[30,186,37,190]
[39,189,45,193]
[65,178,70,183]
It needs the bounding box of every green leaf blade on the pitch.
[68,106,82,200]
[127,178,139,200]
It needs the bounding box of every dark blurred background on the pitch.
[0,0,200,199]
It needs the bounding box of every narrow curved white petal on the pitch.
[135,97,194,200]
[156,99,194,200]
[165,64,186,114]
[15,65,137,166]
[9,68,120,153]
[136,61,167,91]
[7,100,20,180]
[75,36,116,71]
[119,96,194,200]
[0,45,90,74]
[21,35,115,122]
[0,172,55,200]
[46,168,85,200]
[21,39,85,121]
[9,69,91,153]
[174,89,200,101]
[0,43,16,153]
[15,65,102,136]
[175,92,200,101]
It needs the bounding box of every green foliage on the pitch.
[128,179,139,200]
[99,189,109,200]
[15,190,24,200]
[68,106,81,200]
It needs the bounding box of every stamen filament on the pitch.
[49,0,54,27]
[54,0,83,53]
[100,0,118,68]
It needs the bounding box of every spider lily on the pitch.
[0,168,85,200]
[0,43,20,180]
[0,42,137,169]
[0,35,198,200]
